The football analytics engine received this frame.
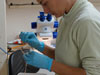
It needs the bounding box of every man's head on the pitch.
[37,0,76,18]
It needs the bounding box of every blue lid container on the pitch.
[31,22,37,29]
[47,13,52,21]
[53,32,58,39]
[54,21,59,28]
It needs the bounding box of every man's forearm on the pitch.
[42,44,55,59]
[51,60,86,75]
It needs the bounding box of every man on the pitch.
[19,0,100,75]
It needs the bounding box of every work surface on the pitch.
[18,73,46,75]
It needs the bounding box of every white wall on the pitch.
[6,5,43,42]
[6,0,100,42]
[92,3,100,11]
[89,0,100,11]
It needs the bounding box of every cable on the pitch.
[20,47,27,74]
[0,47,10,55]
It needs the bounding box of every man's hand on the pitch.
[19,32,44,52]
[23,51,53,71]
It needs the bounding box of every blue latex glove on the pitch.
[19,32,45,52]
[23,51,53,71]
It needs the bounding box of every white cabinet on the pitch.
[0,0,8,75]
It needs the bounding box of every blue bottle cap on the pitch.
[38,16,40,18]
[53,32,58,39]
[47,13,52,21]
[40,12,44,16]
[31,22,37,29]
[54,21,59,28]
[40,15,45,22]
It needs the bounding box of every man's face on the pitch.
[37,0,66,17]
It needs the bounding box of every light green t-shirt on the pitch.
[55,0,100,75]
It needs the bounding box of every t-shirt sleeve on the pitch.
[74,18,100,75]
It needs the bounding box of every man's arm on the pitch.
[42,44,55,59]
[23,49,86,75]
[51,60,86,75]
[42,45,86,75]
